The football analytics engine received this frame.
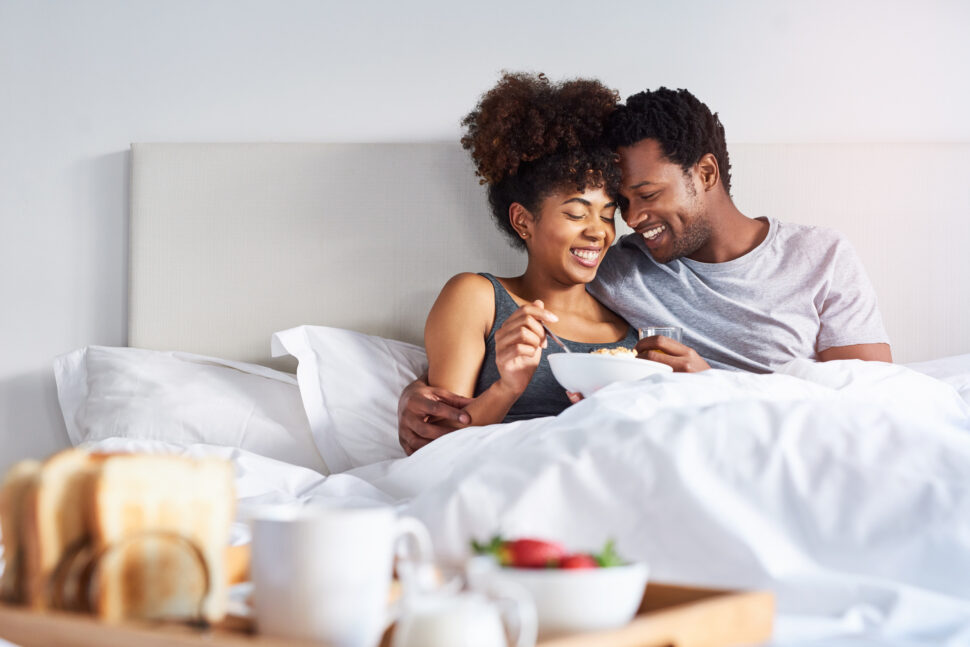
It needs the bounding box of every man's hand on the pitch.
[398,377,473,455]
[635,335,711,373]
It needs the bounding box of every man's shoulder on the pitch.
[771,219,849,254]
[615,232,646,252]
[603,233,650,266]
[774,219,846,243]
[592,234,656,295]
[601,234,667,277]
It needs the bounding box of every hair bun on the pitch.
[461,72,619,185]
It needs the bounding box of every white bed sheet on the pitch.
[83,358,970,647]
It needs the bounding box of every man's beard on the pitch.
[652,213,712,264]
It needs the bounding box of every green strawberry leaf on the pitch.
[594,539,625,567]
[470,534,505,556]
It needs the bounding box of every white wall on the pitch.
[2,0,969,473]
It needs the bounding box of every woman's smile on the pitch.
[570,246,603,267]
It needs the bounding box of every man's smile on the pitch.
[640,223,666,241]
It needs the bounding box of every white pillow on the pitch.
[53,346,329,474]
[271,326,428,473]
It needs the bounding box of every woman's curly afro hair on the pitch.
[461,72,621,250]
[607,87,732,196]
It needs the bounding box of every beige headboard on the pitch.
[129,143,527,371]
[129,142,970,367]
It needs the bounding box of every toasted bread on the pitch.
[0,460,42,602]
[86,453,235,622]
[49,539,98,612]
[3,450,235,623]
[224,544,250,586]
[20,450,102,609]
[89,532,209,622]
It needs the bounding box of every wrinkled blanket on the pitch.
[85,359,970,646]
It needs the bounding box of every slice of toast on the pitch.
[49,540,98,612]
[224,544,250,586]
[0,459,42,603]
[89,532,209,622]
[86,453,235,623]
[20,450,102,609]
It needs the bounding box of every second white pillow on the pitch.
[272,326,428,473]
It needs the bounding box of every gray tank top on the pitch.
[473,273,639,422]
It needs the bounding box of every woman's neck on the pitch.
[505,269,594,315]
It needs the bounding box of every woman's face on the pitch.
[516,186,618,284]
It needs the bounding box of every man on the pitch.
[398,87,892,454]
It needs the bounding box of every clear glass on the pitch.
[637,326,683,343]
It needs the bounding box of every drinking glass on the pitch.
[637,326,683,343]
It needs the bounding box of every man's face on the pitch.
[616,138,712,264]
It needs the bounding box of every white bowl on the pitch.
[549,352,672,396]
[470,560,650,639]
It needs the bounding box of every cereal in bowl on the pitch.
[590,347,635,357]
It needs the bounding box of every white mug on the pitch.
[249,504,432,647]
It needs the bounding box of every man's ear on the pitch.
[696,153,720,191]
[509,203,533,241]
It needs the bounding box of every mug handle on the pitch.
[384,515,436,633]
[488,578,537,647]
[393,516,434,566]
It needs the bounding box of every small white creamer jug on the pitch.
[392,579,536,647]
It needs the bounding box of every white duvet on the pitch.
[86,359,970,647]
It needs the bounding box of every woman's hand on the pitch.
[493,300,558,395]
[635,335,711,372]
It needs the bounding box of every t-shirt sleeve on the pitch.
[816,235,891,352]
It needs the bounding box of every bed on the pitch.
[44,143,970,646]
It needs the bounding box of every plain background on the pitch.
[2,0,969,474]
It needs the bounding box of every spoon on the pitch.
[542,323,572,353]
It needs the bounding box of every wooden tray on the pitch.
[535,582,774,647]
[0,582,774,647]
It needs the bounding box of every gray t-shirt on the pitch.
[588,217,890,373]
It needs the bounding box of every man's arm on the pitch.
[817,343,892,363]
[397,375,472,456]
[814,233,892,364]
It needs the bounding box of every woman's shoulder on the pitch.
[427,273,498,341]
[432,273,498,314]
[438,272,495,296]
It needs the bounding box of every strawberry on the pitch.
[560,553,598,569]
[471,535,566,568]
[471,536,627,569]
[500,538,567,568]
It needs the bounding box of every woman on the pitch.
[424,72,637,427]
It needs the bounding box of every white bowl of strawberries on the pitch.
[468,537,649,639]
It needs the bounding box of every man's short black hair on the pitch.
[607,87,732,196]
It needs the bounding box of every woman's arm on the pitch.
[425,274,554,427]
